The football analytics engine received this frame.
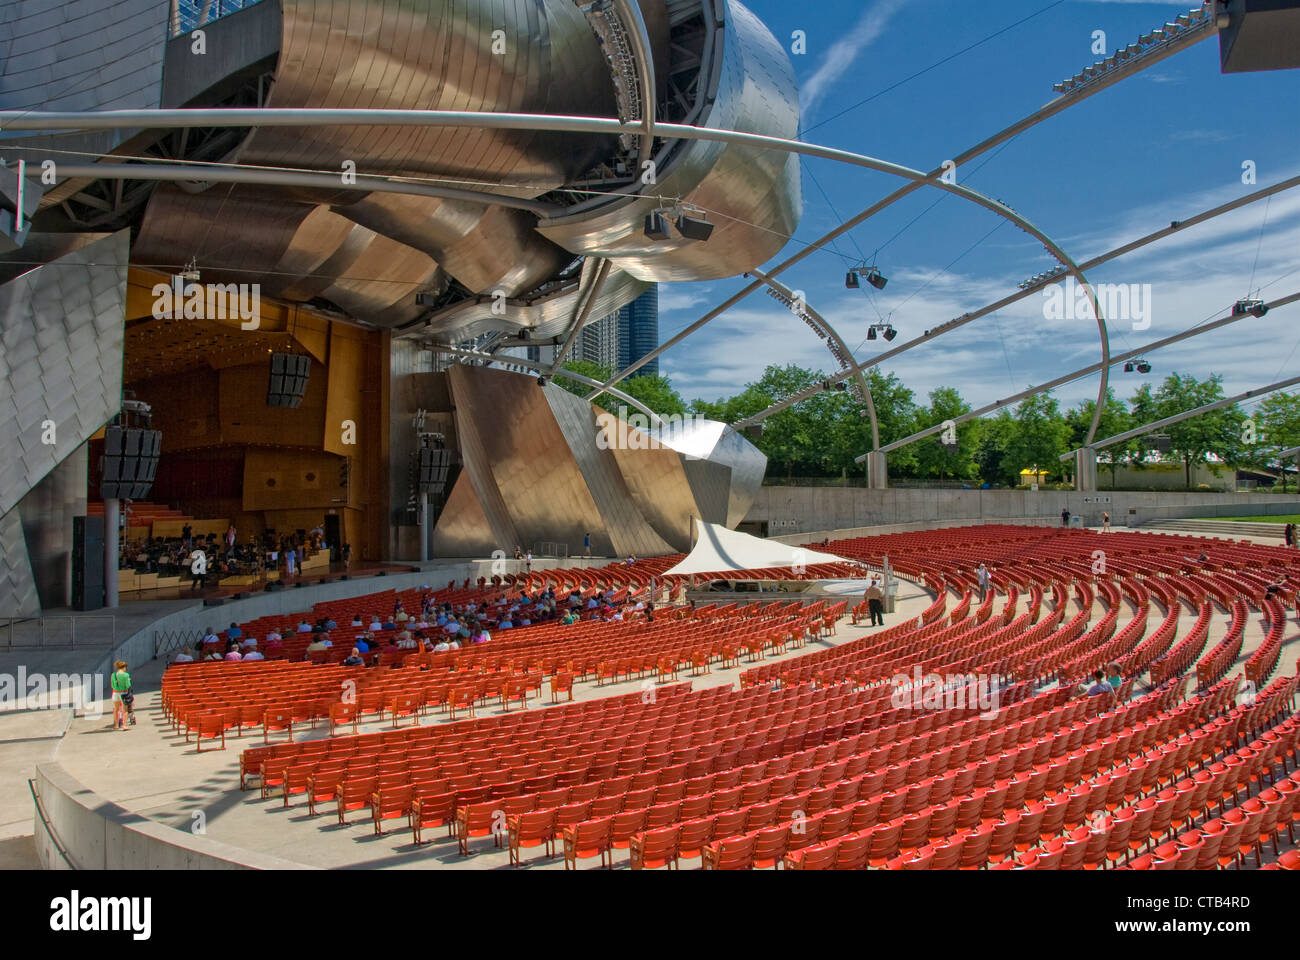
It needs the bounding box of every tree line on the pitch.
[555,360,1300,491]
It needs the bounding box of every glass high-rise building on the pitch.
[616,285,660,378]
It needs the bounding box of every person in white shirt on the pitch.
[265,629,282,644]
[587,597,598,609]
[433,639,451,652]
[202,628,220,645]
[296,620,313,633]
[242,636,258,649]
[369,615,383,631]
[242,647,265,661]
[172,650,194,663]
[611,611,624,621]
[448,638,461,649]
[396,631,417,650]
[350,616,363,627]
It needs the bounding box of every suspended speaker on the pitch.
[268,353,311,408]
[100,425,162,500]
[417,447,453,494]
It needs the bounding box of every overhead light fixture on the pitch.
[833,381,848,392]
[675,211,714,241]
[644,211,671,241]
[1136,360,1152,374]
[1123,361,1135,373]
[864,268,888,291]
[845,271,860,290]
[1234,298,1267,318]
[882,326,897,342]
[866,327,877,341]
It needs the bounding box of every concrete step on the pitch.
[1140,518,1289,541]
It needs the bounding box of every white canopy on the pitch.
[663,520,847,577]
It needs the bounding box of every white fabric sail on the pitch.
[663,520,846,577]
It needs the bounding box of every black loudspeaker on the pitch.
[268,353,311,408]
[72,515,105,611]
[417,447,453,494]
[100,426,162,500]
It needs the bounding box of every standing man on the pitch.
[583,532,592,558]
[976,563,990,602]
[1102,511,1111,533]
[864,578,885,627]
[1061,508,1070,528]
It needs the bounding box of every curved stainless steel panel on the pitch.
[536,0,802,282]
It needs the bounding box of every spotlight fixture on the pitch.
[1136,360,1151,374]
[867,326,877,341]
[178,257,200,282]
[1051,6,1212,93]
[1233,298,1267,318]
[643,211,671,241]
[1124,361,1135,373]
[846,264,888,291]
[675,210,714,241]
[882,325,897,342]
[833,381,849,392]
[866,323,897,342]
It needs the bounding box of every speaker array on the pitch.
[268,353,311,408]
[417,447,453,494]
[100,425,162,500]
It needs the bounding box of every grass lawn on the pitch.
[1197,515,1300,523]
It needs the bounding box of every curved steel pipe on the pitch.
[749,268,880,452]
[41,162,563,216]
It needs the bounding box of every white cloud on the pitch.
[798,0,908,120]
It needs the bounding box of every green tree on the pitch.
[554,361,688,417]
[1147,373,1245,490]
[912,387,980,484]
[1003,391,1071,486]
[973,410,1019,487]
[1253,391,1300,492]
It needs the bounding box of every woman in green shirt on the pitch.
[110,661,133,730]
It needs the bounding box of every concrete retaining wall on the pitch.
[749,487,1300,543]
[32,762,312,870]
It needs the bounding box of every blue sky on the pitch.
[658,0,1300,422]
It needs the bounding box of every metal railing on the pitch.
[1,616,117,650]
[169,0,264,37]
[154,629,206,660]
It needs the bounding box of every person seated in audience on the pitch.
[242,646,264,661]
[396,629,417,650]
[350,614,363,627]
[562,609,579,625]
[433,637,451,653]
[318,631,334,648]
[171,649,194,664]
[264,634,283,657]
[1105,663,1123,698]
[625,555,636,566]
[296,619,313,633]
[265,627,281,645]
[204,650,224,661]
[224,646,243,661]
[1083,669,1113,698]
[202,626,220,646]
[369,613,384,631]
[342,647,365,668]
[610,609,624,621]
[381,617,397,630]
[241,635,258,649]
[324,616,338,630]
[586,596,599,610]
[306,636,328,654]
[472,626,490,643]
[447,635,462,650]
[354,634,370,654]
[499,616,513,629]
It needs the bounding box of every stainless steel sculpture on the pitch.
[0,232,129,615]
[429,365,764,557]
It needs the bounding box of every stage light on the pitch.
[644,211,671,241]
[675,212,714,241]
[882,326,897,342]
[865,268,888,291]
[866,327,877,341]
[846,271,860,289]
[834,381,848,392]
[1136,361,1151,374]
[1124,362,1135,373]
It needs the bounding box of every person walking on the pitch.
[1102,511,1111,533]
[864,578,885,627]
[976,563,990,602]
[1285,522,1294,549]
[109,660,134,729]
[583,532,592,558]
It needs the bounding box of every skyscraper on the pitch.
[617,285,660,378]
